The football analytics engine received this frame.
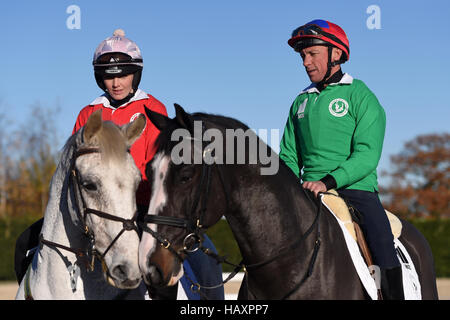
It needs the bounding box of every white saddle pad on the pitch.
[320,195,422,300]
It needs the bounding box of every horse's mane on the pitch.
[62,121,128,163]
[155,112,251,155]
[193,112,251,131]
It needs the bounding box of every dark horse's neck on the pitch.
[221,155,322,299]
[226,159,317,264]
[222,156,365,299]
[224,159,315,258]
[198,113,365,299]
[197,113,318,273]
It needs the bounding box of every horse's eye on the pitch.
[82,181,97,191]
[179,166,195,184]
[180,175,192,184]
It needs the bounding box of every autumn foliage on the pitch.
[0,104,448,221]
[381,133,450,219]
[0,104,59,220]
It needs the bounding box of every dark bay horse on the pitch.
[138,104,438,299]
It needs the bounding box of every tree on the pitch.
[0,104,8,218]
[381,133,450,219]
[18,104,60,215]
[0,102,60,219]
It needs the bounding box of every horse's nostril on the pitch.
[112,264,128,281]
[147,264,164,286]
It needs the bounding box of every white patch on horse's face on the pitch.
[138,153,170,274]
[168,266,184,286]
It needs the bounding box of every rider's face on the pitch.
[103,73,134,100]
[300,46,342,83]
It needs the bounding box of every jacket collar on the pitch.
[299,73,353,95]
[89,89,148,109]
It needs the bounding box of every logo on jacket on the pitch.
[130,113,143,123]
[328,98,349,117]
[297,98,308,119]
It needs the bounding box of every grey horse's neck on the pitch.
[32,141,90,298]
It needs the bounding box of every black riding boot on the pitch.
[14,218,44,283]
[380,266,404,300]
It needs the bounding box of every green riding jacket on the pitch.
[279,73,386,192]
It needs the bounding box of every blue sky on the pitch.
[2,1,449,179]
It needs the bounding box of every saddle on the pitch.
[321,189,402,268]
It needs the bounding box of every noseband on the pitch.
[40,147,139,272]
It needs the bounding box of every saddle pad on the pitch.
[320,194,422,300]
[322,190,402,241]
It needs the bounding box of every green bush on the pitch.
[206,219,242,273]
[207,218,450,277]
[408,219,450,277]
[0,215,40,281]
[1,216,449,280]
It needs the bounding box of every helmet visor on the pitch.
[94,64,141,77]
[93,52,143,67]
[291,24,323,38]
[290,24,349,55]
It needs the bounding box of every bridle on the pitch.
[24,143,140,300]
[140,128,323,299]
[139,146,216,261]
[39,146,139,274]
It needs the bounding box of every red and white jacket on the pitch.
[72,89,168,206]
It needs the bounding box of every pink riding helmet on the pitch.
[92,29,144,92]
[93,29,143,67]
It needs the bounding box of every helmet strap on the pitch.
[316,46,341,91]
[107,91,135,109]
[132,69,142,92]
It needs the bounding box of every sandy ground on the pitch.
[3,277,450,300]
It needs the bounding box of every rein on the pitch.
[141,144,324,299]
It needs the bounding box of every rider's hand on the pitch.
[302,180,327,198]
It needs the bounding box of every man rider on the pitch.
[280,19,403,300]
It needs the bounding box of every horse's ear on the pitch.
[122,113,146,147]
[144,105,171,131]
[174,103,195,132]
[83,109,103,144]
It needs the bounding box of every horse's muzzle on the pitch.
[107,262,142,289]
[144,251,184,288]
[144,263,166,287]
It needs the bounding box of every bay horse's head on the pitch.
[139,104,233,287]
[72,110,145,289]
